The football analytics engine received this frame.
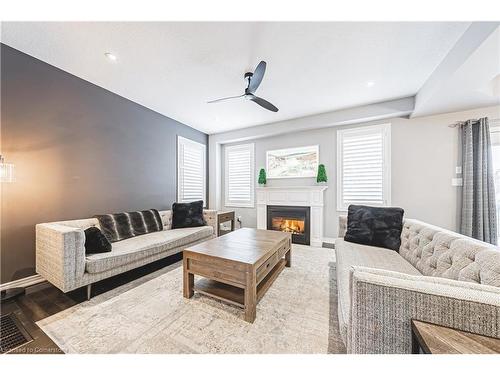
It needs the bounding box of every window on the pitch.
[177,136,206,205]
[225,143,255,207]
[337,124,391,211]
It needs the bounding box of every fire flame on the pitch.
[272,218,304,235]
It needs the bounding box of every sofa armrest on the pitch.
[36,223,86,292]
[338,215,347,237]
[348,267,500,353]
[203,209,218,237]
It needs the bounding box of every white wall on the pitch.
[210,105,500,238]
[220,127,336,235]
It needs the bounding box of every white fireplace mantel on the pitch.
[256,186,328,247]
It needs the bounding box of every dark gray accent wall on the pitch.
[0,44,208,283]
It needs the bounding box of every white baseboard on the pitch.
[322,237,336,244]
[0,274,46,291]
[311,240,323,247]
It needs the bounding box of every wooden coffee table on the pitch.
[183,228,292,323]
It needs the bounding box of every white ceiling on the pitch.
[412,26,500,117]
[1,22,471,134]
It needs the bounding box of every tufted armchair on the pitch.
[336,216,500,353]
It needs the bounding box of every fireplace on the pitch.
[267,205,310,245]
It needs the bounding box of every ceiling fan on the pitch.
[207,61,279,112]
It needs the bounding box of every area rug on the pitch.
[37,244,346,354]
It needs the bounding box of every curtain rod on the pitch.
[448,118,500,128]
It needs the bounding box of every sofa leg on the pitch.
[86,284,92,301]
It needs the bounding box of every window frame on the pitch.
[336,123,391,211]
[177,136,207,206]
[224,143,255,208]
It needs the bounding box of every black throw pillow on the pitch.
[344,205,404,251]
[172,200,206,229]
[94,209,163,242]
[84,227,112,255]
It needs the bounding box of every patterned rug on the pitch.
[37,244,346,353]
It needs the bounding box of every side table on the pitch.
[411,319,500,354]
[217,210,235,236]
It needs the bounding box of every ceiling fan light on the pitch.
[207,60,278,112]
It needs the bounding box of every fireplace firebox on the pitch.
[267,205,310,245]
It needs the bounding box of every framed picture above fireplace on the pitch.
[266,145,319,179]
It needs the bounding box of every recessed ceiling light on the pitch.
[104,52,117,62]
[366,81,375,87]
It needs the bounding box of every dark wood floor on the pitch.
[1,252,183,354]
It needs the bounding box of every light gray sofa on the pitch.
[336,215,500,354]
[36,209,217,299]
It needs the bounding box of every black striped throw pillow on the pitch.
[94,209,163,243]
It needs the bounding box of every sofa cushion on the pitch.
[85,226,213,274]
[160,210,173,230]
[172,201,206,229]
[335,238,421,344]
[345,205,404,251]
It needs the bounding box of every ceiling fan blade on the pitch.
[207,94,244,103]
[249,95,279,112]
[247,61,266,93]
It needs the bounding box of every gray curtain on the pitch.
[460,117,497,245]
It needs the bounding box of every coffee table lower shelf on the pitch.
[193,259,287,308]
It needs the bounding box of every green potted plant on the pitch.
[316,164,327,184]
[258,168,267,186]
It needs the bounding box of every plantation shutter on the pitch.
[177,136,206,205]
[225,143,255,207]
[337,124,391,210]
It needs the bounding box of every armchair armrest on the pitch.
[203,209,218,237]
[348,267,500,353]
[36,223,86,292]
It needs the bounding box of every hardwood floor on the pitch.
[1,252,183,354]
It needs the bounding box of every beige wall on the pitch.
[217,105,500,239]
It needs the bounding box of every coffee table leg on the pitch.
[183,256,194,298]
[244,269,257,323]
[285,248,292,267]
